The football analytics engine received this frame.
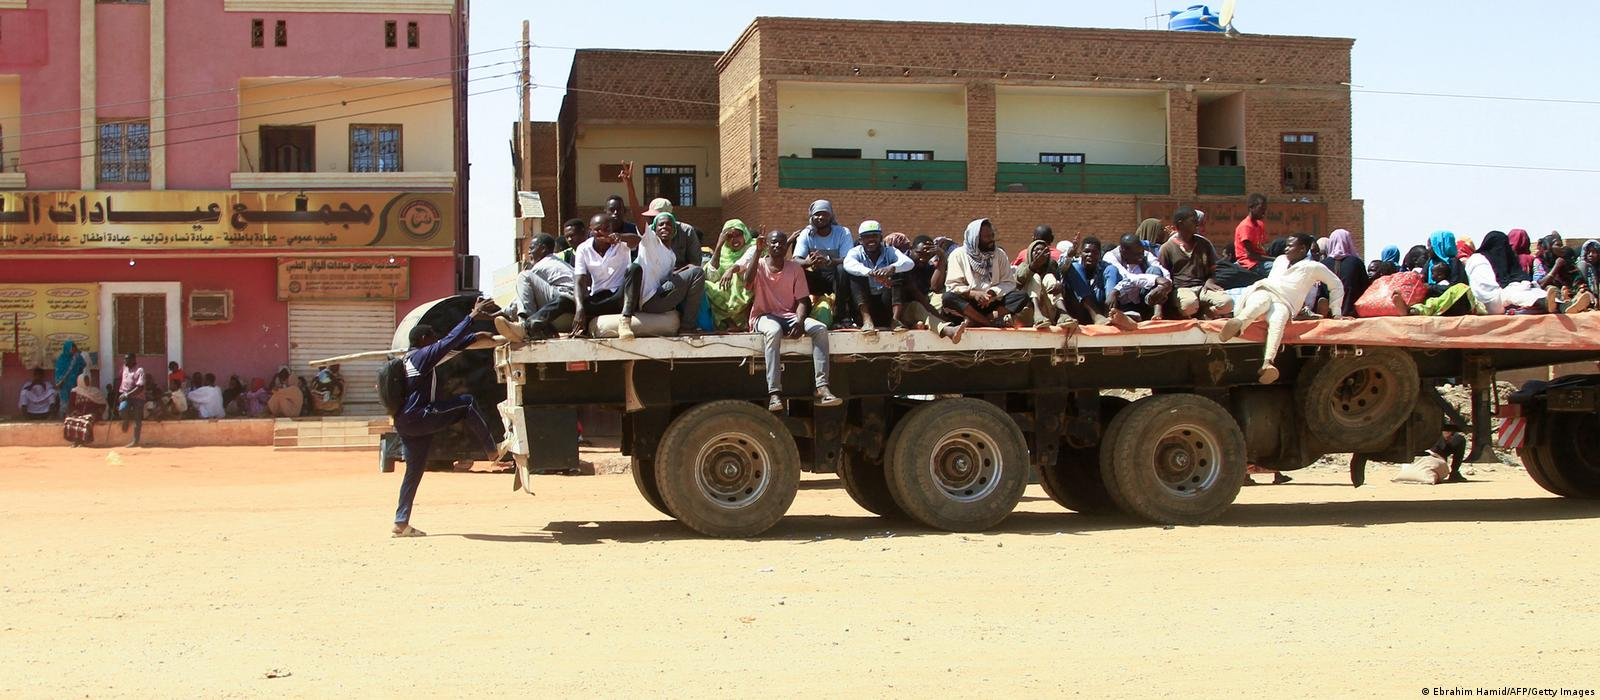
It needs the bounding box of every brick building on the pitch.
[546,17,1361,257]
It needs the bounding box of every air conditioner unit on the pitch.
[458,255,480,293]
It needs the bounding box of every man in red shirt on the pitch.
[1233,193,1269,269]
[728,229,844,413]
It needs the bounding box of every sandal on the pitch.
[391,524,427,538]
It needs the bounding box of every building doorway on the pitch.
[98,283,181,392]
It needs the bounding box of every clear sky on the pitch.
[464,0,1599,278]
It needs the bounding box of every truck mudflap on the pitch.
[498,400,535,494]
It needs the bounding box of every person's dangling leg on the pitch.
[618,263,643,339]
[755,315,785,411]
[1220,290,1272,341]
[1258,300,1291,383]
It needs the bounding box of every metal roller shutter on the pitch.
[288,301,395,414]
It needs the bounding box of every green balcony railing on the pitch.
[1197,166,1246,196]
[777,156,967,191]
[996,162,1170,195]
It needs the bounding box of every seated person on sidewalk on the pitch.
[391,297,502,538]
[497,233,577,341]
[842,221,914,332]
[18,368,55,420]
[1103,233,1174,322]
[1159,207,1234,319]
[942,218,1028,333]
[311,365,346,415]
[1219,233,1347,384]
[163,378,189,418]
[267,367,303,418]
[1014,239,1066,328]
[728,229,842,413]
[793,200,856,328]
[188,374,226,419]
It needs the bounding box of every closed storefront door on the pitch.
[287,301,394,414]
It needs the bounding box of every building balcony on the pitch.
[996,163,1169,195]
[777,157,966,192]
[1197,166,1246,196]
[229,171,455,190]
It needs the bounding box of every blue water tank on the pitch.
[1168,4,1224,32]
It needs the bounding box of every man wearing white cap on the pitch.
[842,220,914,332]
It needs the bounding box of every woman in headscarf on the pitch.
[1533,232,1575,285]
[63,371,107,447]
[1134,218,1166,251]
[1426,230,1467,290]
[267,366,304,417]
[1402,245,1431,274]
[53,340,85,414]
[1508,229,1535,276]
[243,378,271,417]
[1321,229,1368,316]
[1456,238,1475,260]
[704,219,756,331]
[223,375,245,415]
[1466,231,1546,314]
[1369,245,1401,279]
[1577,240,1600,295]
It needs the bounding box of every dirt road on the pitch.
[4,445,1598,698]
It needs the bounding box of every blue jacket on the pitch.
[398,314,477,421]
[1063,261,1107,306]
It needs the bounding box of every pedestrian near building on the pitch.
[116,354,148,447]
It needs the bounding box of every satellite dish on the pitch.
[1219,0,1236,28]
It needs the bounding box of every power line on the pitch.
[16,79,522,173]
[5,59,518,149]
[539,82,1600,175]
[532,43,1600,107]
[0,43,522,123]
[7,69,517,166]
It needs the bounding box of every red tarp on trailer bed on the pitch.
[1074,313,1600,352]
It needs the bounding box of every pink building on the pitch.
[0,0,470,414]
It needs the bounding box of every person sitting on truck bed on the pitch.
[729,229,842,413]
[497,233,576,341]
[1014,238,1066,329]
[569,214,630,339]
[392,297,501,538]
[1219,233,1347,384]
[704,219,757,331]
[842,220,914,333]
[942,218,1028,331]
[1057,237,1135,330]
[634,212,707,335]
[1159,207,1233,320]
[1103,233,1174,322]
[793,200,856,329]
[899,235,954,331]
[555,218,587,268]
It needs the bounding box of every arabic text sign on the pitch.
[0,284,99,365]
[277,257,411,301]
[0,191,453,250]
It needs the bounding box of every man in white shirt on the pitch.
[18,368,55,419]
[187,374,226,419]
[841,221,914,332]
[497,233,576,341]
[1219,232,1347,383]
[570,213,633,338]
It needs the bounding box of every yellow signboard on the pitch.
[277,257,411,301]
[0,191,453,250]
[0,283,99,368]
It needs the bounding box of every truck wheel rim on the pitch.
[694,431,770,510]
[928,429,1001,503]
[1152,423,1222,497]
[1331,367,1397,427]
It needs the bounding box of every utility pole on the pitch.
[516,20,533,266]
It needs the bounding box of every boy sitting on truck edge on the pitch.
[1160,207,1234,320]
[731,229,843,413]
[392,297,501,538]
[1219,232,1348,384]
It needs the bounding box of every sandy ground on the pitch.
[3,445,1599,699]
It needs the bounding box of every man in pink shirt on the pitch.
[727,229,843,413]
[1233,193,1269,269]
[117,353,148,448]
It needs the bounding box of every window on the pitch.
[1039,152,1086,165]
[886,150,934,161]
[98,120,151,184]
[384,20,396,48]
[597,163,625,182]
[1281,132,1317,192]
[260,125,315,173]
[406,21,419,48]
[189,291,232,323]
[114,294,166,356]
[251,19,264,48]
[349,124,402,172]
[811,148,861,159]
[274,20,287,47]
[643,165,695,208]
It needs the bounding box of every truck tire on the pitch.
[1518,411,1600,497]
[839,448,905,518]
[1099,394,1247,525]
[883,398,1029,532]
[654,400,801,538]
[1295,349,1419,451]
[630,456,674,516]
[1038,396,1130,515]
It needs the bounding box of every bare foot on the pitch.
[1108,309,1138,332]
[1546,286,1560,314]
[1390,291,1411,316]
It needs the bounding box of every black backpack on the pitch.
[377,353,410,417]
